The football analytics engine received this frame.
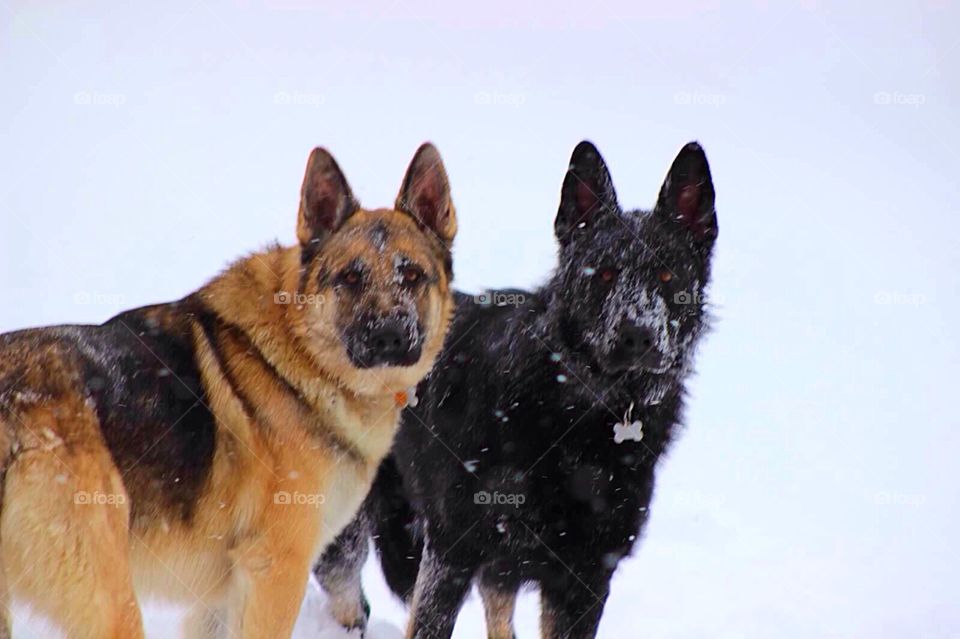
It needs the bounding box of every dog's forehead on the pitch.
[575,211,661,265]
[325,209,438,270]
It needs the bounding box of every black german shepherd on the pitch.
[315,140,718,638]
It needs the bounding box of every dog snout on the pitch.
[607,323,666,372]
[369,323,410,360]
[348,317,422,368]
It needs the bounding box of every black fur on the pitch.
[0,299,219,525]
[83,303,217,525]
[317,141,717,638]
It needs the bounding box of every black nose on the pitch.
[350,319,421,368]
[607,323,665,372]
[619,323,655,355]
[369,324,409,360]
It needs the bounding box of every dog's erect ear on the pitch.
[396,143,457,245]
[656,142,717,242]
[297,147,358,246]
[555,141,619,244]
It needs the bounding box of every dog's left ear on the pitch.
[396,143,457,245]
[297,147,358,246]
[655,142,717,243]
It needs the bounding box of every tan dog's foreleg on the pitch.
[229,508,320,639]
[182,603,229,639]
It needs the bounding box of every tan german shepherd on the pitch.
[0,144,458,638]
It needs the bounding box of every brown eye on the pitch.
[659,269,674,283]
[339,269,362,288]
[402,266,423,284]
[598,268,618,284]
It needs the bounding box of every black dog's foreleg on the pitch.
[314,508,371,632]
[405,540,476,639]
[539,566,614,639]
[478,568,520,639]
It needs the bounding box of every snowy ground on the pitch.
[11,561,401,637]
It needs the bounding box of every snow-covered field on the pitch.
[2,1,959,637]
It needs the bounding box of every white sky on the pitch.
[2,1,958,637]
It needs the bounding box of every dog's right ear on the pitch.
[297,147,358,246]
[555,141,619,244]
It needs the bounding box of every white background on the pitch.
[1,2,958,637]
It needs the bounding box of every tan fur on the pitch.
[0,146,456,638]
[480,583,519,639]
